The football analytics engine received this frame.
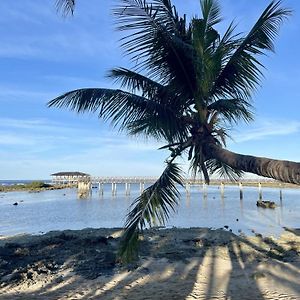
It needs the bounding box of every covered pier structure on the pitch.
[51,172,90,185]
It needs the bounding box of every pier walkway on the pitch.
[54,176,281,199]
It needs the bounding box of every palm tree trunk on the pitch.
[205,144,300,185]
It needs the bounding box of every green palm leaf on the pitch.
[212,1,291,99]
[206,159,244,181]
[48,88,188,142]
[119,162,184,262]
[201,0,222,28]
[114,0,196,94]
[108,67,169,101]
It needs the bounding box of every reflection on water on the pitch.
[0,184,299,237]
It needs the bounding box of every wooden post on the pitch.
[220,182,225,198]
[112,182,117,195]
[186,183,190,195]
[139,182,144,194]
[128,183,131,195]
[99,183,104,195]
[203,183,207,197]
[125,183,130,195]
[279,184,283,201]
[239,182,243,200]
[258,182,262,200]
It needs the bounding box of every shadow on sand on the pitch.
[0,227,299,300]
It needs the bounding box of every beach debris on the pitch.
[236,218,239,221]
[256,200,276,209]
[13,202,18,206]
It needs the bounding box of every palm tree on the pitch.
[48,0,298,260]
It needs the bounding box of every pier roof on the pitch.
[51,172,90,176]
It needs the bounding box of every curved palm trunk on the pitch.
[206,144,300,185]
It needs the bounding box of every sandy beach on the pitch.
[0,227,299,300]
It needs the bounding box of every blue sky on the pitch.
[0,0,300,180]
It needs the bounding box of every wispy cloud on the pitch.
[234,120,300,143]
[0,87,55,102]
[0,117,163,152]
[0,116,165,179]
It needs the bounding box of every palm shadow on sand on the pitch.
[0,227,299,300]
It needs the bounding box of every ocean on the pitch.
[0,183,299,237]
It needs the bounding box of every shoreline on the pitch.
[0,227,299,299]
[0,180,299,194]
[0,184,74,193]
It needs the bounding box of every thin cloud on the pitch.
[234,120,300,143]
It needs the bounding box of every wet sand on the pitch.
[0,227,299,299]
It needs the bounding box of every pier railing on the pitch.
[53,176,285,200]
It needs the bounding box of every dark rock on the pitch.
[13,202,18,206]
[82,236,108,245]
[0,247,16,258]
[0,259,8,268]
[56,232,76,241]
[224,225,229,229]
[14,247,30,256]
[5,243,20,249]
[26,271,34,280]
[256,200,276,209]
[236,219,239,221]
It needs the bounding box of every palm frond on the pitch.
[114,0,196,95]
[55,0,75,16]
[48,88,188,142]
[207,98,254,124]
[108,67,168,100]
[188,143,211,183]
[119,162,184,262]
[212,1,291,99]
[201,0,222,28]
[206,158,244,181]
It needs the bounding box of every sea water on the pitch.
[0,183,299,237]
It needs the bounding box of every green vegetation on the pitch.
[0,181,59,192]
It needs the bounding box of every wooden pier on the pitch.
[51,172,286,200]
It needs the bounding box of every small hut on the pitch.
[51,172,90,185]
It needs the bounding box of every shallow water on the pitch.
[0,184,299,237]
